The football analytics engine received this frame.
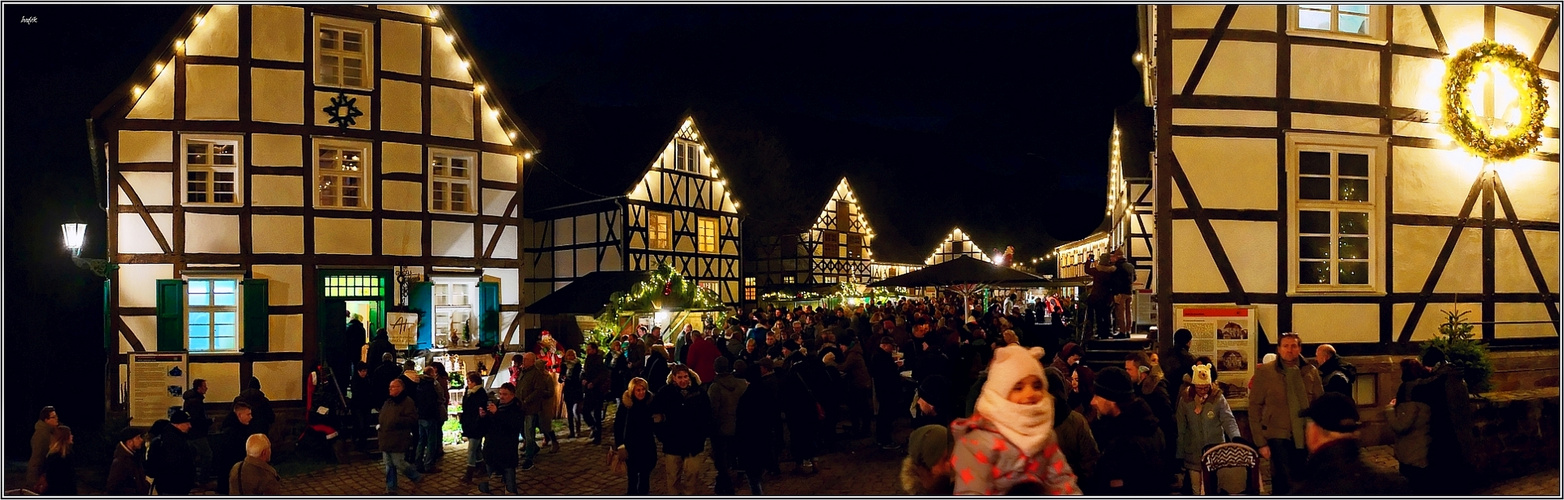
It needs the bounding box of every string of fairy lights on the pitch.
[1441,39,1550,163]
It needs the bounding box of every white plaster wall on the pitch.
[312,91,372,130]
[380,19,423,76]
[602,246,623,271]
[481,101,511,146]
[722,217,740,256]
[1171,136,1277,210]
[382,142,422,174]
[118,264,173,308]
[315,218,372,255]
[1494,303,1558,339]
[382,218,422,257]
[1292,303,1379,343]
[554,217,574,246]
[250,68,304,124]
[186,64,239,120]
[1254,304,1279,346]
[1432,5,1488,51]
[431,220,474,258]
[1389,55,1446,112]
[253,360,303,401]
[1393,226,1483,293]
[250,264,302,306]
[1172,5,1276,31]
[118,130,173,163]
[554,250,573,279]
[1495,9,1554,55]
[120,315,158,354]
[1211,220,1278,293]
[251,5,304,62]
[1290,113,1378,135]
[1391,120,1443,140]
[600,210,619,240]
[1392,146,1485,217]
[1290,45,1378,105]
[1172,109,1276,127]
[481,189,512,216]
[186,5,239,57]
[429,27,472,83]
[482,152,517,183]
[1173,40,1276,98]
[128,65,174,120]
[485,268,520,305]
[381,180,423,212]
[121,172,173,206]
[1391,6,1439,49]
[252,134,301,167]
[117,213,173,254]
[1393,302,1480,342]
[251,215,303,254]
[575,248,596,276]
[190,362,241,402]
[1171,220,1228,293]
[185,213,240,254]
[483,224,518,259]
[251,175,302,207]
[380,79,422,133]
[1494,159,1561,222]
[1495,230,1560,293]
[267,314,304,352]
[574,215,595,243]
[430,86,473,139]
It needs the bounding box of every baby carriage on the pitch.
[297,373,348,462]
[1199,441,1262,495]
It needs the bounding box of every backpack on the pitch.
[143,436,166,479]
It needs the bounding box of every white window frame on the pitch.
[673,140,700,173]
[313,16,375,90]
[697,217,717,253]
[180,134,243,206]
[314,139,372,210]
[649,211,672,250]
[1286,132,1387,296]
[1287,5,1387,44]
[429,149,477,214]
[432,277,479,345]
[185,275,243,353]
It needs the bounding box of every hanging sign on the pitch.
[386,312,420,347]
[1173,305,1258,410]
[128,352,188,425]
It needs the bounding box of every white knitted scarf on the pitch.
[973,345,1056,458]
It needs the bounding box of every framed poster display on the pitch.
[128,352,188,425]
[1172,305,1258,409]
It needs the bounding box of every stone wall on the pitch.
[1469,387,1560,481]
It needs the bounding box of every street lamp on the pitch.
[62,222,87,257]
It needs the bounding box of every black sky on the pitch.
[3,4,1140,456]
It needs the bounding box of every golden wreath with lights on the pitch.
[1442,39,1550,162]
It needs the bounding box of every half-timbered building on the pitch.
[1140,4,1560,355]
[746,177,876,299]
[926,227,994,265]
[1055,104,1155,289]
[522,112,743,330]
[88,4,537,410]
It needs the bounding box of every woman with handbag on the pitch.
[39,425,77,495]
[614,377,657,495]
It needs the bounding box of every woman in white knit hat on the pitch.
[949,345,1081,495]
[1174,362,1241,494]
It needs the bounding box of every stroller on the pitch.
[297,371,348,462]
[1199,442,1262,495]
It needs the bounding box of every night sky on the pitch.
[4,4,1139,457]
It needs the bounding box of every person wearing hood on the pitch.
[949,345,1081,495]
[900,425,955,495]
[477,382,524,495]
[1125,351,1176,483]
[1048,342,1082,382]
[148,410,199,496]
[27,406,59,489]
[378,378,423,494]
[652,364,711,495]
[182,379,214,481]
[706,357,748,494]
[615,377,658,495]
[106,427,149,495]
[1087,366,1166,495]
[1386,358,1434,494]
[1046,369,1099,484]
[212,402,255,495]
[1174,364,1240,494]
[734,359,782,494]
[1291,393,1412,495]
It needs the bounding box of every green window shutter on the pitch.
[155,279,185,351]
[242,279,269,353]
[103,281,113,350]
[478,282,500,347]
[409,281,433,350]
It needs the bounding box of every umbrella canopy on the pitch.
[867,255,1045,288]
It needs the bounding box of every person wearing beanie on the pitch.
[106,427,149,495]
[1124,351,1176,487]
[1248,332,1323,495]
[1292,393,1412,495]
[949,345,1081,494]
[148,410,198,495]
[1409,345,1477,494]
[1045,370,1099,484]
[1386,358,1434,494]
[705,357,748,494]
[1163,329,1197,405]
[900,425,955,495]
[1174,364,1240,494]
[1086,366,1166,495]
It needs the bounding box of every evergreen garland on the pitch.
[1442,39,1550,162]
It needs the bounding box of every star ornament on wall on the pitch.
[322,92,363,130]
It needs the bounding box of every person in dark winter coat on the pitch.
[615,377,658,495]
[378,378,423,494]
[1046,369,1099,483]
[1126,351,1177,488]
[366,329,396,376]
[870,336,906,448]
[911,374,956,430]
[459,372,490,483]
[181,379,213,480]
[1162,329,1197,401]
[234,377,275,441]
[583,344,613,444]
[28,406,59,489]
[643,345,672,395]
[653,364,712,495]
[1087,367,1166,496]
[477,383,524,494]
[734,360,782,495]
[1315,344,1357,398]
[1292,393,1412,495]
[39,426,77,496]
[1386,358,1434,494]
[107,427,149,495]
[148,411,198,496]
[838,339,874,438]
[560,350,585,438]
[706,357,749,494]
[412,368,443,471]
[1411,347,1477,495]
[212,403,255,495]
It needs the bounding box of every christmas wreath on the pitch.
[1442,39,1550,162]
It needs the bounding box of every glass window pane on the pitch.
[215,312,236,325]
[1339,5,1370,14]
[1339,261,1369,284]
[214,292,236,307]
[190,337,210,352]
[1339,212,1370,235]
[189,293,209,307]
[215,324,235,338]
[1339,178,1369,202]
[1300,151,1330,175]
[1339,153,1369,176]
[1339,237,1369,260]
[213,280,235,294]
[190,280,209,294]
[215,338,236,351]
[1298,9,1332,30]
[1339,13,1369,34]
[1300,177,1331,200]
[1300,261,1331,284]
[1300,236,1331,259]
[190,312,209,325]
[1299,210,1331,234]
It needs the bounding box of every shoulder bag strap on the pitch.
[236,461,246,496]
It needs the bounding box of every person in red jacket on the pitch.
[685,328,722,385]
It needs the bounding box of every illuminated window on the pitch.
[783,275,796,284]
[316,18,373,89]
[698,217,718,253]
[673,140,700,173]
[1287,133,1385,293]
[649,211,672,250]
[1290,5,1383,40]
[430,150,475,213]
[316,142,370,209]
[187,277,240,352]
[182,136,241,205]
[323,275,385,298]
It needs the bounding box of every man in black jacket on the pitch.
[1126,351,1177,490]
[412,368,443,473]
[652,364,712,495]
[735,359,781,494]
[149,410,199,496]
[182,379,213,482]
[459,372,490,483]
[870,336,906,450]
[582,343,612,444]
[212,403,254,495]
[1292,393,1411,495]
[1315,344,1357,398]
[1088,367,1166,495]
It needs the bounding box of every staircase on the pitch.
[1080,334,1155,374]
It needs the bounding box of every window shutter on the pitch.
[478,282,500,347]
[242,279,269,353]
[409,281,433,350]
[103,281,113,350]
[155,279,185,351]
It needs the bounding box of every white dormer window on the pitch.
[315,16,375,89]
[673,140,699,173]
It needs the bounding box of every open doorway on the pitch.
[345,300,382,343]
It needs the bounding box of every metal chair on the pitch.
[1201,442,1262,495]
